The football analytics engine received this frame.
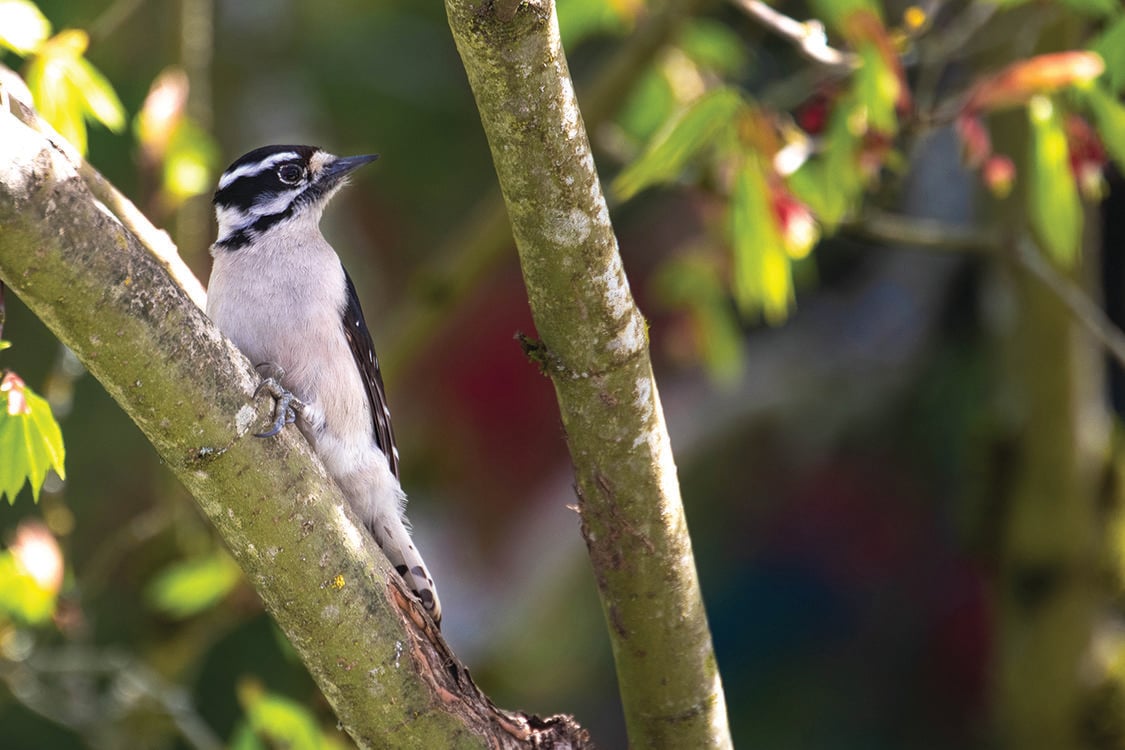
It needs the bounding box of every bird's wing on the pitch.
[340,266,400,478]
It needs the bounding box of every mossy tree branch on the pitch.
[445,2,732,749]
[0,102,589,749]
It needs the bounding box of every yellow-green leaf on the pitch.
[0,0,51,55]
[0,376,65,504]
[66,54,126,133]
[730,157,793,323]
[613,86,744,201]
[855,44,900,135]
[239,682,326,750]
[1027,96,1083,266]
[146,551,241,619]
[23,29,125,156]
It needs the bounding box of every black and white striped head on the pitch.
[212,145,378,252]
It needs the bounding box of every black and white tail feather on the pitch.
[204,145,441,625]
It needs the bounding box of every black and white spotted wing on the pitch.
[341,267,400,478]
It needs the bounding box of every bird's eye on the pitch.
[278,164,304,184]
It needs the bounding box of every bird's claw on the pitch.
[254,377,303,438]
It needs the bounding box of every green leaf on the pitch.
[1082,85,1125,172]
[0,0,51,55]
[613,87,744,201]
[0,340,11,351]
[678,19,750,77]
[854,43,900,134]
[146,551,241,619]
[0,377,65,504]
[1027,96,1082,266]
[730,157,793,323]
[1092,17,1125,94]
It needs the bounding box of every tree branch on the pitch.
[445,3,732,749]
[729,0,855,70]
[0,102,588,749]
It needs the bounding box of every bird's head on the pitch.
[212,144,378,252]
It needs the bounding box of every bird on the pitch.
[204,144,441,625]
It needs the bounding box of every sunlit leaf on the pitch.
[146,551,241,619]
[0,0,51,55]
[1092,16,1125,94]
[23,30,126,156]
[67,54,126,132]
[0,373,65,504]
[1083,85,1125,172]
[613,87,744,200]
[1027,96,1082,267]
[730,157,793,323]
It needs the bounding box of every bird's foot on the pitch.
[253,365,303,438]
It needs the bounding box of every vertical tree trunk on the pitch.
[444,2,732,748]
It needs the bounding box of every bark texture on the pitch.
[0,101,589,749]
[444,2,732,748]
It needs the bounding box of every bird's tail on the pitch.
[370,513,442,626]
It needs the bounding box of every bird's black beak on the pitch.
[322,153,379,181]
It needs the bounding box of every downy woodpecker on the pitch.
[204,145,441,624]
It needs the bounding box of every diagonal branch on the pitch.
[729,0,855,69]
[0,101,588,749]
[445,2,732,749]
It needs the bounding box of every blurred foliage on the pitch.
[0,522,62,625]
[145,549,241,620]
[230,679,349,750]
[1028,95,1082,265]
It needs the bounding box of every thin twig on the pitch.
[851,209,1125,375]
[729,0,855,70]
[1014,235,1125,373]
[846,208,1000,252]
